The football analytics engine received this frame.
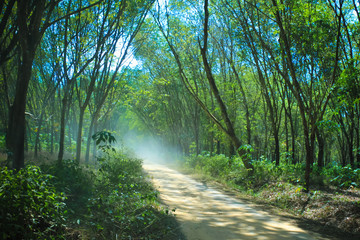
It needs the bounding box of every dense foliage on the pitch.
[0,0,359,236]
[1,0,359,189]
[183,153,360,233]
[0,152,180,239]
[0,166,67,239]
[87,153,175,239]
[185,153,360,190]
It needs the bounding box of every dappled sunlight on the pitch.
[144,163,323,240]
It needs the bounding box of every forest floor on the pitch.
[143,161,360,240]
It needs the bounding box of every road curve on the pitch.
[143,162,327,240]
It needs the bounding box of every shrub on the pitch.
[0,166,67,239]
[42,159,95,215]
[87,152,173,239]
[202,154,230,178]
[322,163,360,188]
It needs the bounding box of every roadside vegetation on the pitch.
[0,149,182,239]
[182,152,360,236]
[1,0,360,239]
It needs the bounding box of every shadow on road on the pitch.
[144,162,359,240]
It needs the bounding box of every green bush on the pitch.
[185,154,204,169]
[322,163,360,188]
[202,154,230,178]
[246,158,305,187]
[183,154,307,189]
[185,153,231,178]
[0,166,67,239]
[96,152,144,191]
[87,153,173,239]
[42,159,95,215]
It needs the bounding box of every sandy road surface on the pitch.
[143,162,328,240]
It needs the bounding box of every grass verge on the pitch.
[180,153,360,239]
[0,151,184,239]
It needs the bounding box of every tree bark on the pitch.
[58,96,68,162]
[34,113,45,157]
[200,0,253,171]
[6,55,34,169]
[75,107,85,163]
[316,129,325,168]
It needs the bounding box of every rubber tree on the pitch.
[6,0,60,170]
[84,0,154,163]
[152,0,254,171]
[269,0,343,190]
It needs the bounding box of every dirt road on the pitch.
[143,162,328,240]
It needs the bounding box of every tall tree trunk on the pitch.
[85,111,99,163]
[316,129,325,168]
[290,112,296,164]
[75,107,85,163]
[194,104,200,155]
[356,120,360,167]
[58,96,68,162]
[348,138,355,167]
[92,119,98,161]
[50,116,54,154]
[200,0,253,170]
[6,52,34,170]
[216,140,221,155]
[274,131,280,165]
[34,113,44,157]
[209,131,214,156]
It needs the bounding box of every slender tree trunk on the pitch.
[75,107,85,163]
[25,121,30,152]
[274,131,280,165]
[85,111,99,163]
[34,114,44,157]
[194,104,200,155]
[6,52,34,170]
[50,116,54,154]
[85,124,93,164]
[92,119,98,160]
[356,121,360,167]
[316,129,324,168]
[216,140,221,155]
[290,113,296,164]
[285,112,289,154]
[304,133,312,191]
[58,96,67,162]
[209,131,214,156]
[348,138,355,167]
[200,0,253,170]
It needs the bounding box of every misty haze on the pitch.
[0,0,359,239]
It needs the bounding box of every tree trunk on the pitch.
[6,51,34,170]
[85,111,99,163]
[58,96,67,162]
[92,118,98,161]
[348,138,355,167]
[216,139,221,155]
[209,131,214,156]
[316,130,325,168]
[200,0,253,171]
[50,116,54,154]
[290,113,296,164]
[34,113,44,158]
[194,104,200,155]
[356,121,360,167]
[274,131,280,165]
[75,107,85,163]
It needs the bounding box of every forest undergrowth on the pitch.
[0,150,182,240]
[182,153,360,237]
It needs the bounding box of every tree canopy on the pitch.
[0,0,359,192]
